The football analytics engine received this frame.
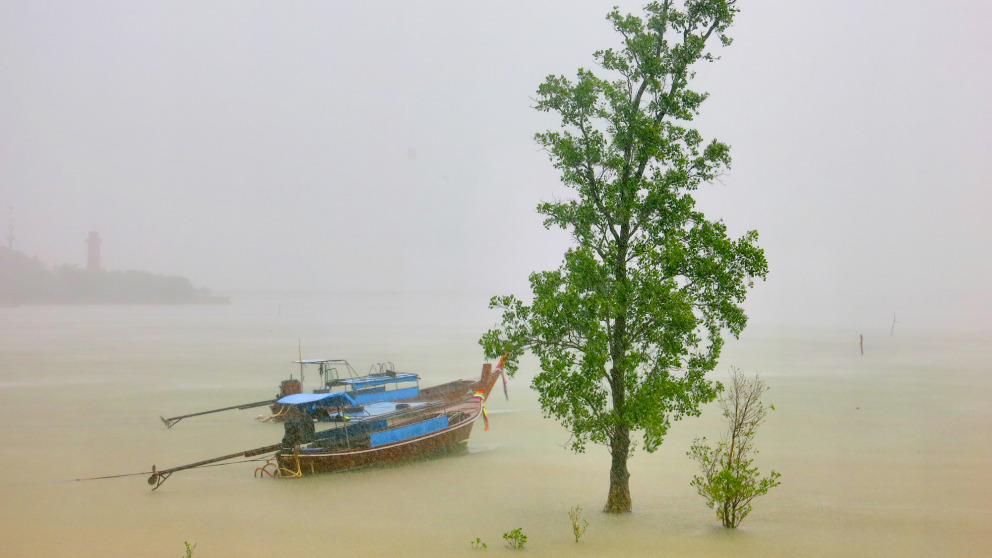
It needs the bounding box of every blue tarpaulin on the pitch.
[346,401,429,417]
[277,392,357,407]
[351,386,419,405]
[369,415,449,447]
[313,419,388,444]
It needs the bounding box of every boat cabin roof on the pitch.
[333,401,432,419]
[335,373,420,388]
[277,392,357,407]
[291,359,419,388]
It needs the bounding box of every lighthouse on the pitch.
[5,207,14,250]
[85,231,102,271]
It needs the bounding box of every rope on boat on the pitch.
[254,460,279,478]
[75,456,274,484]
[75,471,155,481]
[254,454,302,478]
[256,405,289,423]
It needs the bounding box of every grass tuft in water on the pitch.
[503,528,527,549]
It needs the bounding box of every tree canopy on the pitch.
[480,0,767,513]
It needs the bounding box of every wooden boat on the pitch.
[146,361,505,488]
[161,358,502,427]
[263,361,504,475]
[263,393,486,477]
[267,359,500,422]
[267,359,423,421]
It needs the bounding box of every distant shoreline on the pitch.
[0,246,228,306]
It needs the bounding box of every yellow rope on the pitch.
[256,406,289,423]
[254,453,303,478]
[254,458,279,478]
[278,453,303,478]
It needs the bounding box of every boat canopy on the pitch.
[277,392,357,407]
[351,385,419,405]
[343,401,430,417]
[337,373,420,389]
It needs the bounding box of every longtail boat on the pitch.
[274,359,501,416]
[161,358,499,427]
[261,392,487,477]
[265,359,422,422]
[146,361,505,489]
[267,359,502,422]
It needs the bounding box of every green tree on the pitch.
[688,368,781,527]
[480,0,767,513]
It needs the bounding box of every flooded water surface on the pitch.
[1,294,989,557]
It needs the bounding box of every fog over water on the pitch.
[2,1,992,556]
[1,295,990,557]
[2,0,991,332]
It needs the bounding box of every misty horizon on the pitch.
[3,0,991,333]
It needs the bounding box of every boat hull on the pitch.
[274,402,481,476]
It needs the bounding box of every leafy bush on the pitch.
[688,368,782,528]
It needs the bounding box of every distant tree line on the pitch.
[0,247,221,304]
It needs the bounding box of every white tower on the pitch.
[5,207,13,250]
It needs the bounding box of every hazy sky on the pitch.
[2,0,990,332]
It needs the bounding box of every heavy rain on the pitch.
[2,1,991,556]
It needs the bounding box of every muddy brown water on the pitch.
[1,294,989,557]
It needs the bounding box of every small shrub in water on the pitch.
[568,505,589,542]
[688,368,782,528]
[181,541,197,558]
[470,537,487,550]
[503,528,527,549]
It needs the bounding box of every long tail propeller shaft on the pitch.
[160,399,278,428]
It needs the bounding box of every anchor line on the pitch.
[74,456,275,483]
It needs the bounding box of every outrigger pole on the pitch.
[147,443,286,490]
[160,399,278,428]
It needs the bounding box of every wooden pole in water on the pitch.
[860,334,864,355]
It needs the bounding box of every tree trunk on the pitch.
[605,230,632,513]
[605,426,632,513]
